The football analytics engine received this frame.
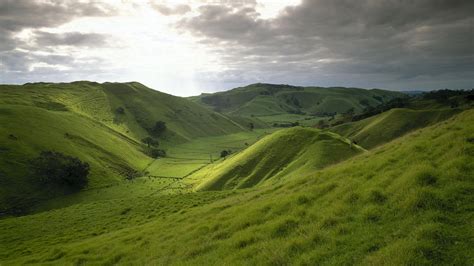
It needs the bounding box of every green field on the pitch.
[0,82,473,265]
[1,108,472,265]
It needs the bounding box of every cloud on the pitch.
[33,31,110,47]
[178,0,474,90]
[0,0,115,32]
[150,3,191,16]
[0,0,116,81]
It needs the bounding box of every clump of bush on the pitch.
[149,121,167,137]
[141,137,159,148]
[220,150,232,158]
[149,148,166,158]
[30,151,89,190]
[141,136,165,158]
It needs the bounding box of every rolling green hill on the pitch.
[0,81,263,213]
[192,127,364,190]
[1,108,472,265]
[191,83,405,118]
[332,108,462,149]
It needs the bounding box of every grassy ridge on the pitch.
[1,109,472,264]
[193,127,364,190]
[332,108,462,149]
[0,104,151,211]
[191,83,405,117]
[0,82,261,212]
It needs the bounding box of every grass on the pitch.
[0,104,151,212]
[1,106,472,264]
[255,113,326,127]
[191,83,405,117]
[0,81,472,264]
[192,127,364,190]
[148,128,275,177]
[0,82,262,213]
[331,107,462,149]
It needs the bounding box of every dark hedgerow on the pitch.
[30,151,90,190]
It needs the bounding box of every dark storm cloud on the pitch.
[179,0,474,90]
[0,0,115,80]
[0,0,115,31]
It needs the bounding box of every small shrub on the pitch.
[30,151,89,190]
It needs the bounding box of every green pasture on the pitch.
[0,109,472,265]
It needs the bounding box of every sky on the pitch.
[0,0,473,96]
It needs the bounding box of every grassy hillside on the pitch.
[1,108,472,264]
[191,83,405,119]
[192,127,364,190]
[332,108,462,149]
[0,82,260,213]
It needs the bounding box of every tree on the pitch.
[150,121,166,137]
[142,137,159,148]
[149,149,166,158]
[30,151,89,190]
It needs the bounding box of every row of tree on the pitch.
[142,121,167,158]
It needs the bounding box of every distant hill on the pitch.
[190,83,406,117]
[192,127,364,190]
[0,81,263,213]
[330,89,473,149]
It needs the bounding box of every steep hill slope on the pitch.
[191,83,405,117]
[1,109,472,265]
[192,127,364,190]
[332,108,462,149]
[0,81,261,213]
